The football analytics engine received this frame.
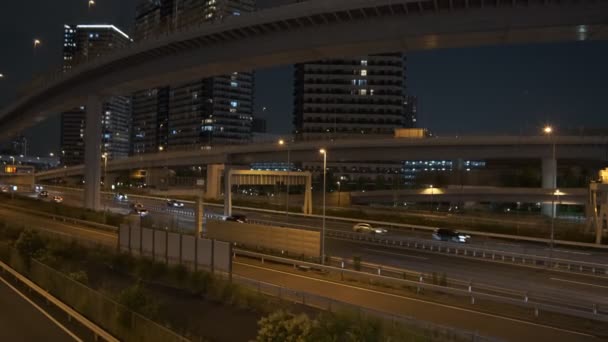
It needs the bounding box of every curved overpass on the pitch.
[2,0,608,136]
[36,136,608,180]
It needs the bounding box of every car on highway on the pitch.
[132,203,149,216]
[166,199,185,208]
[0,186,9,193]
[352,223,388,235]
[52,196,64,203]
[226,214,247,223]
[38,190,49,198]
[432,228,470,243]
[114,193,129,202]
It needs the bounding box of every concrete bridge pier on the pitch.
[84,96,102,211]
[224,165,232,217]
[541,157,557,217]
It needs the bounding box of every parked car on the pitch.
[166,199,185,208]
[352,223,388,235]
[432,228,470,243]
[226,214,247,223]
[52,196,64,203]
[38,190,49,198]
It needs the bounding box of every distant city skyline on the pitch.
[0,1,607,155]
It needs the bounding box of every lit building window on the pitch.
[361,69,367,76]
[361,60,368,66]
[230,101,238,108]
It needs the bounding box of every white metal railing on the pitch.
[233,249,608,322]
[0,260,119,342]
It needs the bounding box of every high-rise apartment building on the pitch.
[293,53,412,141]
[131,0,255,154]
[60,25,132,165]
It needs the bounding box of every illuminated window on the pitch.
[361,60,368,66]
[361,70,367,76]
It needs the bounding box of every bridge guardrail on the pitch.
[0,259,119,342]
[233,249,608,323]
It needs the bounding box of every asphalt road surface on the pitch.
[0,273,78,342]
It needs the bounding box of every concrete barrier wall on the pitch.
[206,220,320,258]
[118,225,231,275]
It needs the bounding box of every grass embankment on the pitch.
[0,193,125,226]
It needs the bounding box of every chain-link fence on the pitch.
[0,245,188,342]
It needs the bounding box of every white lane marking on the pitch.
[550,277,608,289]
[494,242,521,248]
[0,274,83,342]
[235,262,594,338]
[545,249,591,256]
[362,248,428,260]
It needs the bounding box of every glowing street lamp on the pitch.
[429,184,435,211]
[319,148,327,264]
[88,0,96,8]
[33,39,42,48]
[102,153,108,191]
[0,73,4,79]
[278,139,291,219]
[543,125,557,252]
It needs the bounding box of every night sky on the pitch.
[1,1,607,155]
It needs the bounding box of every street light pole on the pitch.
[102,153,108,191]
[429,184,434,212]
[544,125,556,252]
[279,139,291,220]
[320,149,327,264]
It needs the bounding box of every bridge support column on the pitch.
[195,195,205,237]
[84,95,102,211]
[206,164,224,200]
[541,158,557,217]
[224,166,232,217]
[303,173,312,215]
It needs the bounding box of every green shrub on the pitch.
[256,310,312,342]
[118,281,159,325]
[15,230,46,259]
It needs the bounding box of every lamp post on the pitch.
[336,181,341,206]
[319,148,327,264]
[102,153,108,191]
[429,184,434,212]
[0,73,4,79]
[88,0,95,8]
[543,125,556,251]
[9,156,15,165]
[279,139,291,220]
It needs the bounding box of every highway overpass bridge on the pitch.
[2,0,607,210]
[36,135,608,180]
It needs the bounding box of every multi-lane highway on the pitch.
[41,187,608,263]
[0,203,603,341]
[24,187,608,311]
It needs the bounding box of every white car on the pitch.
[52,196,64,203]
[352,223,388,235]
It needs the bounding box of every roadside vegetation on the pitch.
[0,218,490,341]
